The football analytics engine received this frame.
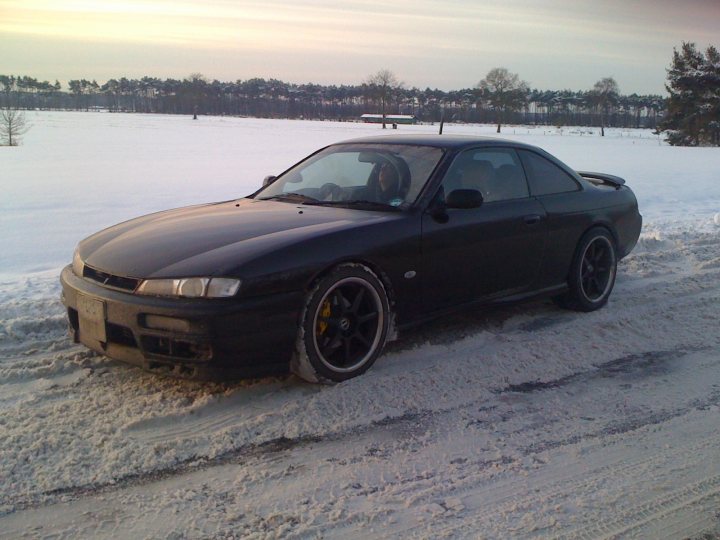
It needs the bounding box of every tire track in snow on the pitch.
[5,345,718,516]
[0,409,433,515]
[562,475,720,540]
[254,351,720,539]
[345,362,720,539]
[122,379,322,444]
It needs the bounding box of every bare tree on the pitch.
[0,107,29,146]
[478,68,529,133]
[185,73,208,120]
[366,69,402,128]
[590,77,619,136]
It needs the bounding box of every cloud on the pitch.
[1,0,716,93]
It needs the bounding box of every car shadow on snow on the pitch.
[385,297,563,352]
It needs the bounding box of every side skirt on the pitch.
[397,283,569,331]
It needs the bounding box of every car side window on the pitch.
[517,150,580,196]
[441,148,529,203]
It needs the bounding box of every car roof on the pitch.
[333,134,540,151]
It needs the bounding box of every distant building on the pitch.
[361,114,417,125]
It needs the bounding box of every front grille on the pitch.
[84,265,140,292]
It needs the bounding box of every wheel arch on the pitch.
[554,220,619,312]
[291,258,396,383]
[579,221,619,250]
[304,258,397,311]
[562,221,619,283]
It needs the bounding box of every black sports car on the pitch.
[60,135,642,382]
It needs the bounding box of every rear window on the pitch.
[518,150,580,196]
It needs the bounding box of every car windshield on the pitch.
[255,143,444,209]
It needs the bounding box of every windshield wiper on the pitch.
[258,193,319,203]
[260,194,399,210]
[308,199,399,210]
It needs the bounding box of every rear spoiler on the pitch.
[577,171,626,188]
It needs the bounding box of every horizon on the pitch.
[1,0,719,95]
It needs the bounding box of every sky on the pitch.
[1,0,718,94]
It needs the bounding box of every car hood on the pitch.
[79,198,397,278]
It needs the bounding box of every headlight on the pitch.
[136,277,241,298]
[72,248,85,277]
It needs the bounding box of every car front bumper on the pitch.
[60,265,304,379]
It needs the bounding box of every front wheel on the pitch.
[291,264,390,383]
[556,227,617,312]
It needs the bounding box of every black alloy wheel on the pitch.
[292,264,390,382]
[556,227,618,312]
[580,236,615,301]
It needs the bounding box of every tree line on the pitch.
[0,72,664,130]
[2,41,717,146]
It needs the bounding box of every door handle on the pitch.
[523,214,542,225]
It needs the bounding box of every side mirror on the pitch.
[446,189,483,209]
[263,175,277,187]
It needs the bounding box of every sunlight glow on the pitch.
[1,0,690,51]
[1,0,718,92]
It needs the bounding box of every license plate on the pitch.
[77,294,107,342]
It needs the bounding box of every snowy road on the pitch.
[2,114,720,538]
[2,220,720,538]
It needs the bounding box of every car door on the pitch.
[421,147,547,311]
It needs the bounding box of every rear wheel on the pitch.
[291,264,390,383]
[556,227,617,312]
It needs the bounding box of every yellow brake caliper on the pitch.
[318,299,332,335]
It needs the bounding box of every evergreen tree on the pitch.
[662,42,720,146]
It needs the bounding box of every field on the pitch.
[1,112,720,538]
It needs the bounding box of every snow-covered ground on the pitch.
[1,112,720,538]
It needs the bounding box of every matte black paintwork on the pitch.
[60,135,642,378]
[421,197,548,310]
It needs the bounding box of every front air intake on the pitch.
[83,265,140,292]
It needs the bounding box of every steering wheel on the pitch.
[318,182,346,201]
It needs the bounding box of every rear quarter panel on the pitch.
[535,185,641,289]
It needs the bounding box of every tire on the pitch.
[556,227,617,312]
[290,264,390,383]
